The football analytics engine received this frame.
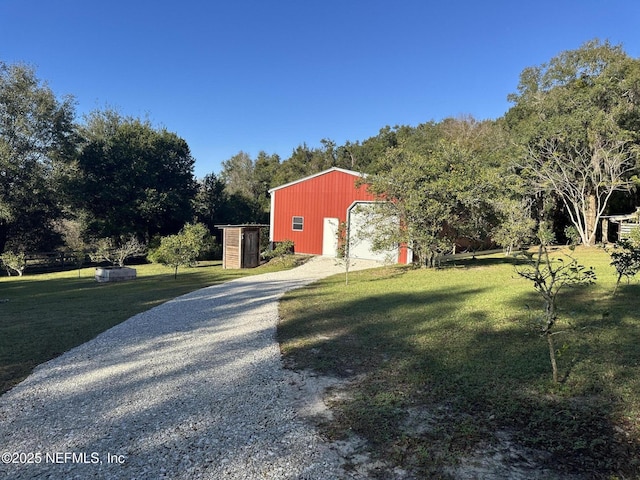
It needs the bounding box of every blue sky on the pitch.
[2,0,640,178]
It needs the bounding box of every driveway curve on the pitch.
[0,257,380,479]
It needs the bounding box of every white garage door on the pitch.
[348,202,399,263]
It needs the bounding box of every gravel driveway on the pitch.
[0,257,380,479]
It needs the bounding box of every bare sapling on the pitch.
[516,226,596,383]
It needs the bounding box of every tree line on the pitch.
[1,39,639,267]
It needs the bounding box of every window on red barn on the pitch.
[292,216,304,231]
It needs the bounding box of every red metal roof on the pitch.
[268,167,367,194]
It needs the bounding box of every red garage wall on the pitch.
[269,168,376,255]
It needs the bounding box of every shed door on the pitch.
[322,218,339,256]
[242,230,260,268]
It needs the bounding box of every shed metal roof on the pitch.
[215,224,269,229]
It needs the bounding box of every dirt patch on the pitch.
[287,370,588,480]
[285,370,408,478]
[286,369,347,421]
[445,430,584,480]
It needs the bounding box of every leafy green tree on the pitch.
[218,150,277,221]
[73,110,197,241]
[149,223,211,278]
[270,140,342,185]
[193,172,228,232]
[333,126,403,174]
[367,118,514,266]
[54,217,89,254]
[0,61,76,252]
[492,198,536,255]
[437,118,513,254]
[439,119,508,255]
[506,39,640,246]
[194,169,267,232]
[253,151,281,212]
[362,125,421,174]
[221,193,267,224]
[272,143,317,185]
[53,216,91,274]
[317,138,338,169]
[220,151,256,198]
[368,130,454,267]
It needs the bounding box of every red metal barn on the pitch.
[268,167,409,264]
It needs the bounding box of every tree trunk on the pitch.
[584,193,598,246]
[345,260,350,285]
[543,292,558,383]
[424,251,437,268]
[547,332,559,383]
[0,222,7,253]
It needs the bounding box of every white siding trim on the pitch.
[269,192,275,242]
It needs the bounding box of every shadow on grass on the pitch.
[440,254,529,270]
[486,281,640,477]
[278,274,640,478]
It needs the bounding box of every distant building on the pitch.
[268,167,410,264]
[601,208,640,243]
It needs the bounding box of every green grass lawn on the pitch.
[0,258,298,395]
[278,247,640,478]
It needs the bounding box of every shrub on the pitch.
[1,251,26,276]
[148,223,210,278]
[263,240,294,262]
[608,236,640,294]
[564,225,581,246]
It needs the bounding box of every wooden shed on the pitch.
[601,208,640,243]
[216,224,268,269]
